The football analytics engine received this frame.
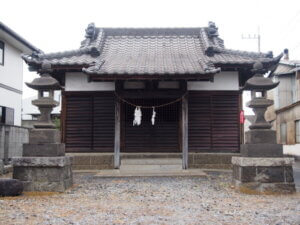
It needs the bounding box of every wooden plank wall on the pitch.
[188,91,240,153]
[64,91,240,153]
[65,92,115,152]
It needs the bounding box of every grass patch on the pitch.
[238,186,296,196]
[23,192,60,197]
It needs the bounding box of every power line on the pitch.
[241,26,261,53]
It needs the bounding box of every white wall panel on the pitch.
[65,72,115,91]
[0,42,23,91]
[187,71,239,91]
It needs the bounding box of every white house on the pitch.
[0,22,40,126]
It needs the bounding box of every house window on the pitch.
[280,123,287,144]
[0,106,14,125]
[296,120,300,143]
[0,41,4,65]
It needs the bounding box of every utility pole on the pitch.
[242,27,261,53]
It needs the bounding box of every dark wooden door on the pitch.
[122,99,180,152]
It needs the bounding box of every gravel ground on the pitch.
[0,171,299,225]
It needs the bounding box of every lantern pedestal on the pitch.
[12,63,73,192]
[241,130,283,157]
[23,130,65,157]
[232,61,295,194]
[13,122,73,193]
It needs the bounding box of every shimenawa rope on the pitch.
[114,92,187,109]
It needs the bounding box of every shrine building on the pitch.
[22,22,281,169]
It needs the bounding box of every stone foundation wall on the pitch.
[189,153,239,169]
[68,152,239,170]
[68,153,114,170]
[0,125,29,162]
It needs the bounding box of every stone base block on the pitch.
[23,143,65,157]
[29,129,61,144]
[241,143,283,157]
[12,156,73,192]
[232,156,295,194]
[245,130,276,144]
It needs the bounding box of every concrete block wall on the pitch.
[188,153,239,169]
[0,159,3,174]
[0,125,29,162]
[0,128,4,159]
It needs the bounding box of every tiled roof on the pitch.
[22,22,279,76]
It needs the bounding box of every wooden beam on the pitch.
[114,98,121,169]
[182,94,188,169]
[89,74,214,81]
[116,91,186,99]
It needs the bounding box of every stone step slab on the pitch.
[121,158,182,165]
[120,164,182,172]
[94,169,207,177]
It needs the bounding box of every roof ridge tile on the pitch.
[22,23,281,76]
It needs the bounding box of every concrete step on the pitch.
[121,158,182,165]
[93,169,207,177]
[121,153,182,159]
[120,164,182,172]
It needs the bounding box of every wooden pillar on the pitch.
[60,91,66,143]
[114,99,121,169]
[182,94,188,169]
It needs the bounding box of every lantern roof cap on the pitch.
[243,76,279,91]
[25,63,61,90]
[243,61,279,91]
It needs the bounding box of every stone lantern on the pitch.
[26,63,60,129]
[232,61,295,193]
[13,63,73,192]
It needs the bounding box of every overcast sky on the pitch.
[2,0,300,103]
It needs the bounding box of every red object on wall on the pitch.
[240,110,245,124]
